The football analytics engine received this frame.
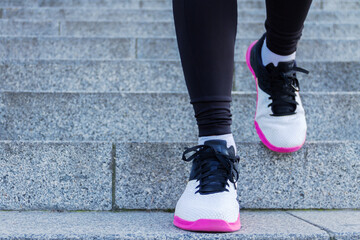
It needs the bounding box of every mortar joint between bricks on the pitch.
[111,143,120,211]
[135,38,138,59]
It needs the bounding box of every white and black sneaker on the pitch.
[173,140,241,232]
[246,34,309,153]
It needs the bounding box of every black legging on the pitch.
[172,0,312,137]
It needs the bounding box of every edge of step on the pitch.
[0,210,359,239]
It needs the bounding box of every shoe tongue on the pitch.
[201,140,232,192]
[276,60,295,72]
[203,140,233,156]
[266,61,297,115]
[273,105,295,115]
[265,60,295,73]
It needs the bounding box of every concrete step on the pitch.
[139,38,360,61]
[1,20,358,39]
[1,60,359,92]
[2,210,359,239]
[1,0,359,10]
[1,8,359,23]
[61,22,359,39]
[1,92,359,142]
[0,37,359,61]
[0,141,359,210]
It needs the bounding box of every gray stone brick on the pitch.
[0,20,58,36]
[0,37,134,59]
[0,141,112,210]
[0,0,37,7]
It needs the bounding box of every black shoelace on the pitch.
[268,66,309,116]
[182,145,240,195]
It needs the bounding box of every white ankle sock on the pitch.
[261,38,296,67]
[198,133,237,154]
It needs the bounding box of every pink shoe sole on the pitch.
[245,40,305,153]
[173,214,241,232]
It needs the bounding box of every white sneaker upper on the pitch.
[255,83,307,149]
[174,140,240,226]
[175,179,239,222]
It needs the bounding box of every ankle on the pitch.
[198,133,236,154]
[261,38,296,67]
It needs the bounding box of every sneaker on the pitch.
[173,140,241,232]
[245,34,309,153]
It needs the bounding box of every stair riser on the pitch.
[0,38,359,61]
[1,21,355,39]
[140,38,360,61]
[116,142,360,210]
[1,92,359,142]
[1,141,359,210]
[2,9,360,22]
[1,0,359,10]
[1,60,360,92]
[62,22,360,39]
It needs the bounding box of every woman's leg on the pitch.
[246,0,312,153]
[265,0,313,56]
[172,0,237,137]
[172,0,241,233]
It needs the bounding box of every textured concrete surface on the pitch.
[1,92,359,142]
[115,142,360,210]
[289,210,360,239]
[0,20,58,36]
[38,0,174,8]
[0,0,38,7]
[0,37,358,60]
[1,0,358,10]
[61,22,360,39]
[138,38,360,61]
[2,9,360,22]
[0,141,358,210]
[0,20,358,39]
[0,37,134,59]
[0,141,112,210]
[3,8,174,21]
[0,60,185,92]
[1,60,359,92]
[0,210,331,239]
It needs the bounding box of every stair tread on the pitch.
[0,210,359,239]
